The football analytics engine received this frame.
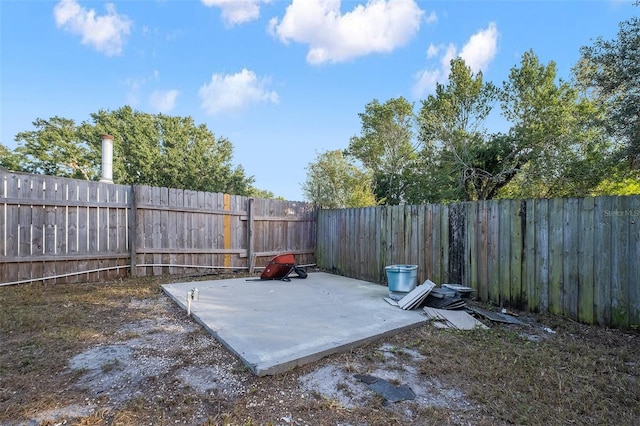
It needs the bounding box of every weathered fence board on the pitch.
[563,197,579,320]
[524,199,536,311]
[631,199,640,327]
[513,201,525,308]
[594,196,613,326]
[578,197,595,324]
[611,196,631,327]
[499,200,511,307]
[466,202,477,300]
[478,202,489,302]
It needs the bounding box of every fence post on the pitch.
[129,184,137,277]
[448,202,466,284]
[247,198,255,273]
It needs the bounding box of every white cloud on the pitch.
[412,43,455,98]
[199,69,279,115]
[412,69,441,99]
[459,22,498,73]
[123,70,160,106]
[53,0,132,56]
[269,0,425,65]
[426,43,439,59]
[411,23,499,98]
[201,0,271,26]
[424,11,437,25]
[124,78,143,106]
[149,89,179,113]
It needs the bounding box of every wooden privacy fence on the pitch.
[317,196,640,328]
[0,171,316,286]
[132,185,316,276]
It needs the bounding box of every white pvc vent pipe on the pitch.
[100,134,114,183]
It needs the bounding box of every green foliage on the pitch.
[78,106,254,194]
[13,117,95,179]
[592,173,640,196]
[412,52,615,202]
[345,97,419,205]
[418,58,520,201]
[574,13,640,170]
[302,150,377,208]
[248,187,281,200]
[0,143,25,172]
[498,50,611,199]
[8,106,255,196]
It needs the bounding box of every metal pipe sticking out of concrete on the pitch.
[186,288,199,316]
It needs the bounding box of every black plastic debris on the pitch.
[441,283,475,299]
[467,305,523,324]
[423,286,466,310]
[353,374,416,402]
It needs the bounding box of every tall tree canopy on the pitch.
[418,57,504,201]
[574,12,640,171]
[417,53,609,201]
[498,50,609,198]
[345,97,419,205]
[0,143,26,172]
[13,117,94,180]
[9,106,256,195]
[302,150,376,209]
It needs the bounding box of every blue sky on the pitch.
[0,0,636,201]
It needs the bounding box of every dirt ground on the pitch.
[1,274,639,425]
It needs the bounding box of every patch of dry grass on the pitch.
[390,320,640,425]
[0,277,162,420]
[1,275,639,425]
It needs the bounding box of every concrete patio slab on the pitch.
[162,272,428,376]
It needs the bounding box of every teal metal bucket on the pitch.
[385,265,418,300]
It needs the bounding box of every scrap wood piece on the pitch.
[353,374,416,402]
[423,307,488,330]
[422,307,454,329]
[467,306,522,324]
[397,279,436,310]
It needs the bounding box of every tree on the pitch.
[345,97,419,205]
[9,106,256,196]
[417,53,608,201]
[418,57,508,201]
[302,150,376,208]
[0,143,26,172]
[592,174,640,196]
[499,50,610,198]
[574,12,640,171]
[77,106,254,194]
[248,188,281,200]
[13,117,96,180]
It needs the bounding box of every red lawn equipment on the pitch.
[256,253,307,281]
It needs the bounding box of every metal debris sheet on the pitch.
[423,307,488,330]
[354,374,416,402]
[467,306,523,324]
